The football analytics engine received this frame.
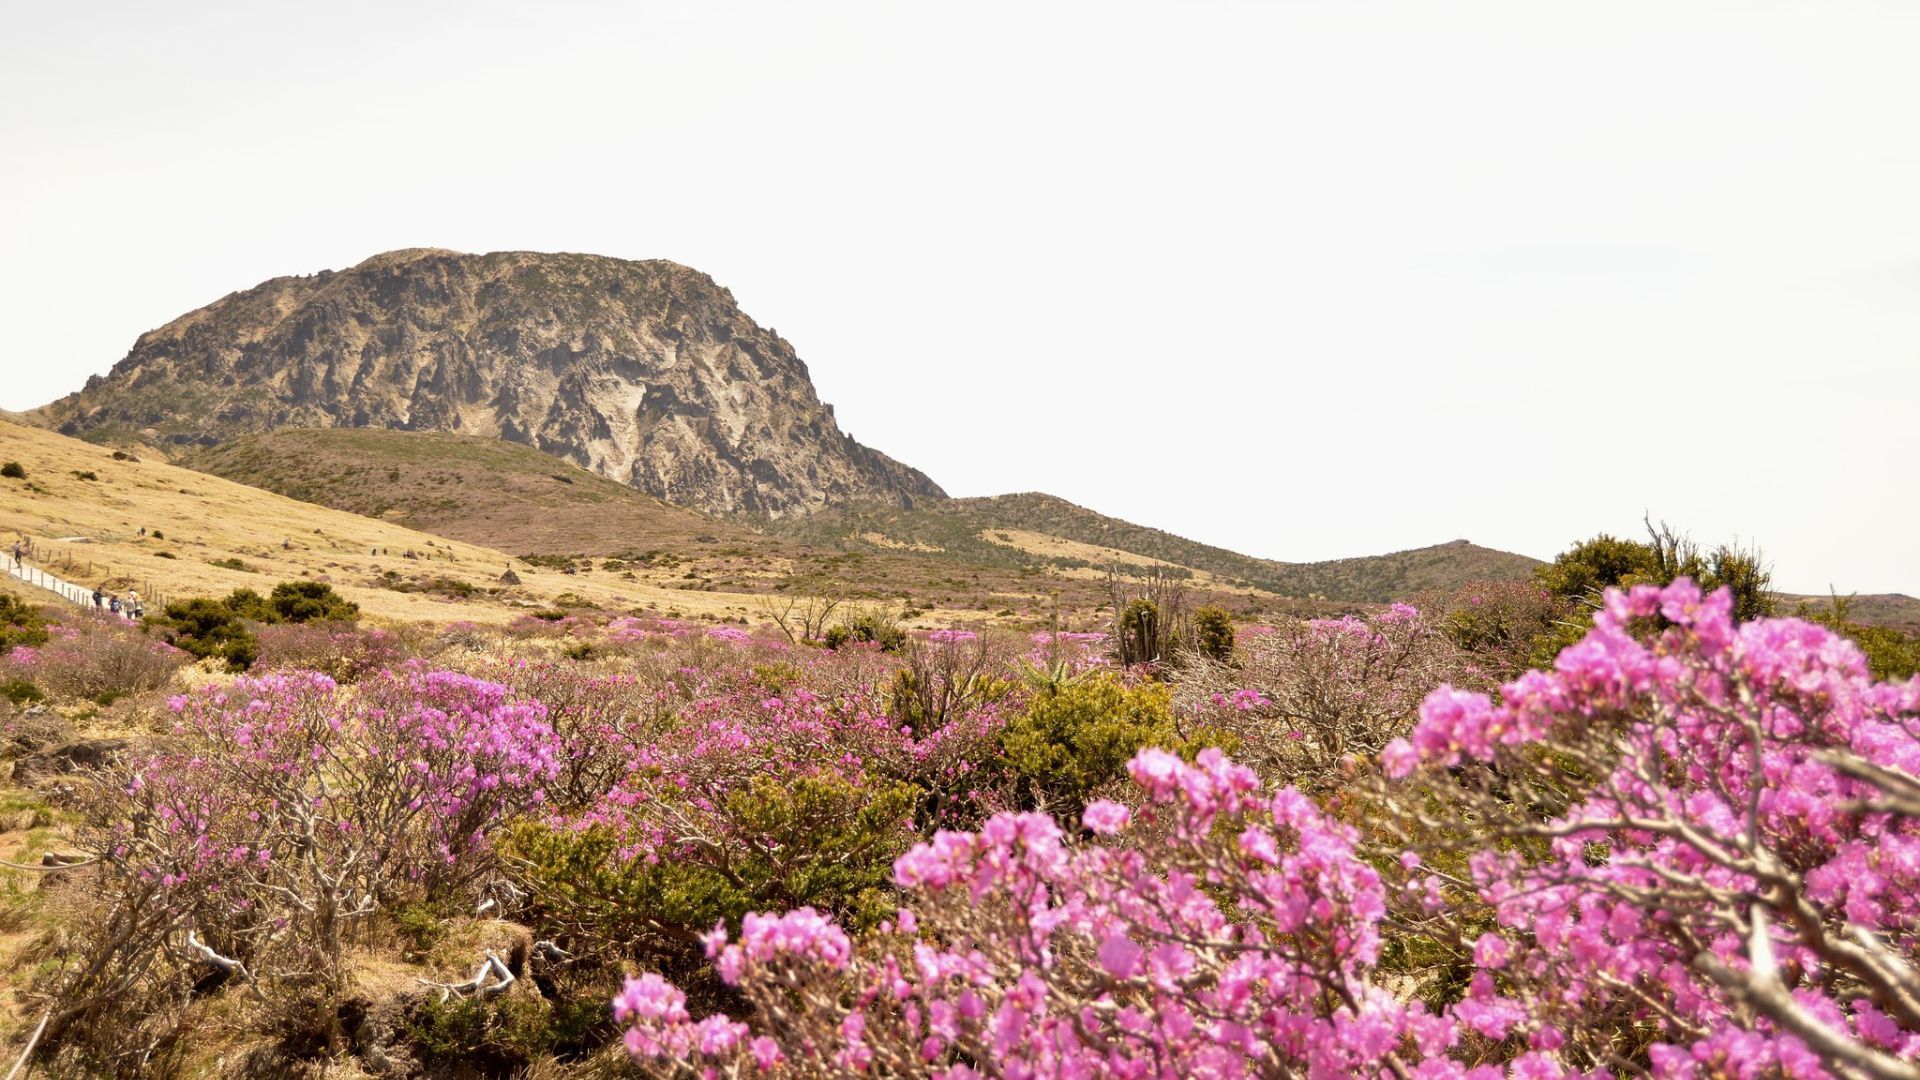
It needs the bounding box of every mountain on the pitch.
[36,248,943,516]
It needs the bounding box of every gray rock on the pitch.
[38,249,945,517]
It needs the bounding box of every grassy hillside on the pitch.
[0,418,821,626]
[1778,592,1920,636]
[183,428,744,557]
[172,428,1341,625]
[176,429,1553,620]
[774,493,1542,603]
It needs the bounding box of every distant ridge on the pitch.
[770,492,1542,603]
[182,428,1545,606]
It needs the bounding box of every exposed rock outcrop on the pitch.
[39,249,945,516]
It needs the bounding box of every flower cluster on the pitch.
[112,667,561,992]
[609,581,1920,1079]
[1383,578,1920,1076]
[615,746,1525,1078]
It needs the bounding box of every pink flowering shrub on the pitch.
[3,615,186,702]
[1414,579,1571,679]
[1377,578,1920,1077]
[252,620,416,682]
[1179,603,1474,787]
[613,746,1505,1077]
[66,667,559,1010]
[609,581,1920,1078]
[475,658,674,807]
[506,647,1016,987]
[1022,630,1111,687]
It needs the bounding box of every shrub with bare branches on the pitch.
[1176,603,1473,787]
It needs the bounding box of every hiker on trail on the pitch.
[132,598,144,619]
[92,587,103,609]
[128,591,142,619]
[109,594,121,615]
[10,540,21,568]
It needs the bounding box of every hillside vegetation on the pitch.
[773,492,1541,603]
[176,429,1555,622]
[182,428,739,557]
[0,418,814,626]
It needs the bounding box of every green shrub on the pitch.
[507,772,917,974]
[208,557,252,572]
[1116,597,1179,666]
[824,607,906,652]
[148,581,357,670]
[1,678,43,707]
[517,553,584,571]
[1000,673,1180,812]
[389,901,454,958]
[1191,605,1235,662]
[69,470,97,482]
[223,581,358,625]
[1537,533,1660,603]
[0,594,49,653]
[146,598,260,670]
[405,982,611,1070]
[0,462,24,480]
[1844,624,1920,681]
[1531,522,1775,664]
[421,576,478,599]
[263,580,360,623]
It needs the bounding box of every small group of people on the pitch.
[90,586,142,619]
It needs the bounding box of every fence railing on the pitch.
[5,549,156,620]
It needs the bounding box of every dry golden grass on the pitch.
[0,420,776,625]
[857,531,945,553]
[979,529,1272,597]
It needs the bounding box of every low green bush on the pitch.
[0,595,49,653]
[1191,605,1235,662]
[823,607,906,652]
[506,771,916,980]
[147,598,259,670]
[1000,673,1180,812]
[1,678,44,707]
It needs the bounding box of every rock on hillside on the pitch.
[38,249,945,516]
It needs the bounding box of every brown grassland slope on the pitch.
[177,428,1374,622]
[0,417,790,625]
[772,493,1543,603]
[181,427,750,558]
[4,421,1326,630]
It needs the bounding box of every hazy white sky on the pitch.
[2,1,1916,595]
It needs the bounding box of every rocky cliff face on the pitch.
[38,249,945,516]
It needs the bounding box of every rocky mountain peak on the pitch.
[38,249,944,516]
